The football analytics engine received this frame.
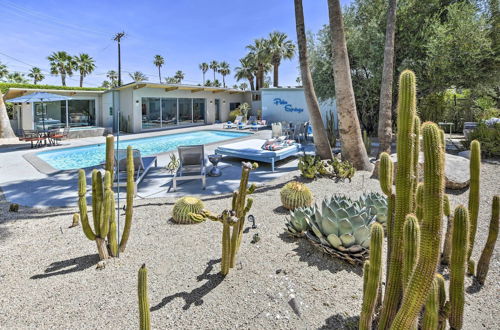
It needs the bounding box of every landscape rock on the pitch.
[372,152,470,190]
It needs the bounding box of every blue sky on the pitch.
[0,0,351,88]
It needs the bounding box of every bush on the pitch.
[228,109,242,122]
[462,122,500,158]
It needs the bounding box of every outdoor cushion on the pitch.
[217,139,299,158]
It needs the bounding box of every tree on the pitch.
[74,53,96,87]
[327,0,371,170]
[246,38,272,90]
[129,71,148,82]
[377,0,398,157]
[213,79,221,87]
[234,56,256,91]
[0,91,16,139]
[153,55,165,83]
[6,72,28,84]
[106,70,118,87]
[174,70,185,83]
[209,60,219,81]
[101,81,112,89]
[204,79,212,87]
[218,61,230,87]
[47,51,76,86]
[27,67,45,85]
[268,31,296,87]
[294,0,333,160]
[0,62,8,81]
[199,62,209,85]
[239,82,248,90]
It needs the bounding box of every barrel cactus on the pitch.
[280,181,313,210]
[172,197,204,224]
[305,195,375,264]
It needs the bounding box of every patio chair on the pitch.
[19,129,46,148]
[115,149,158,196]
[223,116,243,129]
[293,122,307,143]
[49,127,70,145]
[172,145,206,191]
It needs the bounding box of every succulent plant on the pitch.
[298,153,321,179]
[361,192,388,225]
[280,181,313,210]
[285,206,314,236]
[172,197,204,224]
[305,195,376,264]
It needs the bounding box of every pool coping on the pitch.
[23,129,259,175]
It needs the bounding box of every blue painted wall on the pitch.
[261,88,336,128]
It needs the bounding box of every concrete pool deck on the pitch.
[0,124,309,208]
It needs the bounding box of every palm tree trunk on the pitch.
[0,92,16,139]
[273,62,279,87]
[61,73,66,87]
[213,70,216,81]
[80,73,83,88]
[294,0,333,160]
[249,77,255,91]
[377,0,397,157]
[158,67,162,84]
[223,75,226,88]
[33,79,37,85]
[203,72,205,85]
[327,0,371,170]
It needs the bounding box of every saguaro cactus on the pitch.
[435,273,447,330]
[379,152,394,282]
[359,223,383,330]
[441,194,453,265]
[390,122,444,330]
[476,195,499,285]
[411,116,420,211]
[449,205,469,330]
[415,183,424,222]
[379,69,417,329]
[467,140,480,275]
[422,275,440,330]
[190,162,257,275]
[105,134,115,179]
[138,264,151,330]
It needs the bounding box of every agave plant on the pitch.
[285,206,314,236]
[361,192,388,225]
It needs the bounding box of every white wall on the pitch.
[261,88,336,127]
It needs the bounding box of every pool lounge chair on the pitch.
[115,149,158,196]
[223,116,243,129]
[172,145,206,191]
[215,139,301,172]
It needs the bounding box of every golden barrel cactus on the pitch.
[280,181,313,210]
[172,197,204,224]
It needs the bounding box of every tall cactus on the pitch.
[78,169,113,260]
[138,264,151,330]
[422,275,440,330]
[379,69,417,329]
[467,140,480,275]
[415,183,424,222]
[190,162,257,275]
[119,145,135,253]
[435,273,448,330]
[476,195,499,285]
[379,152,394,284]
[359,223,383,330]
[105,134,115,180]
[402,215,420,291]
[389,122,444,330]
[449,206,469,330]
[411,116,420,212]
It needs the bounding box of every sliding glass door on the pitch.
[142,97,205,130]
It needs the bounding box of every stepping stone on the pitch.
[372,152,470,190]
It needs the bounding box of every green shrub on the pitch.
[462,122,500,158]
[228,109,242,122]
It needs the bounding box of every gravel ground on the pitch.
[0,162,498,329]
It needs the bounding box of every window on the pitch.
[193,98,205,123]
[33,99,96,129]
[141,97,206,130]
[68,100,95,127]
[229,102,240,111]
[142,98,161,129]
[161,98,177,126]
[178,98,192,124]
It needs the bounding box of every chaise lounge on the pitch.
[114,149,158,196]
[215,139,301,172]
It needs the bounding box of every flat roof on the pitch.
[3,87,105,101]
[113,81,247,94]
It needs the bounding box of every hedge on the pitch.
[0,82,105,95]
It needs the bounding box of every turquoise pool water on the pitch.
[37,130,251,170]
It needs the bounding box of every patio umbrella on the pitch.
[7,92,72,131]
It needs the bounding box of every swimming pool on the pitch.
[37,130,251,170]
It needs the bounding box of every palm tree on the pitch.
[0,62,8,81]
[213,79,221,87]
[101,81,112,89]
[129,71,148,82]
[268,31,296,87]
[218,61,230,87]
[246,38,272,90]
[107,70,118,87]
[165,76,178,84]
[153,55,165,83]
[239,82,248,90]
[47,51,76,86]
[0,91,16,138]
[28,67,45,85]
[199,62,209,85]
[74,53,96,87]
[377,0,398,157]
[234,56,256,91]
[174,70,185,83]
[209,60,219,81]
[294,0,333,160]
[327,0,371,170]
[6,72,29,84]
[204,79,212,87]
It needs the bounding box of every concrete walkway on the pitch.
[0,125,308,208]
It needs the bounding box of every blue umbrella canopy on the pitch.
[7,92,72,103]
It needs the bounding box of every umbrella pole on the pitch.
[42,100,46,131]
